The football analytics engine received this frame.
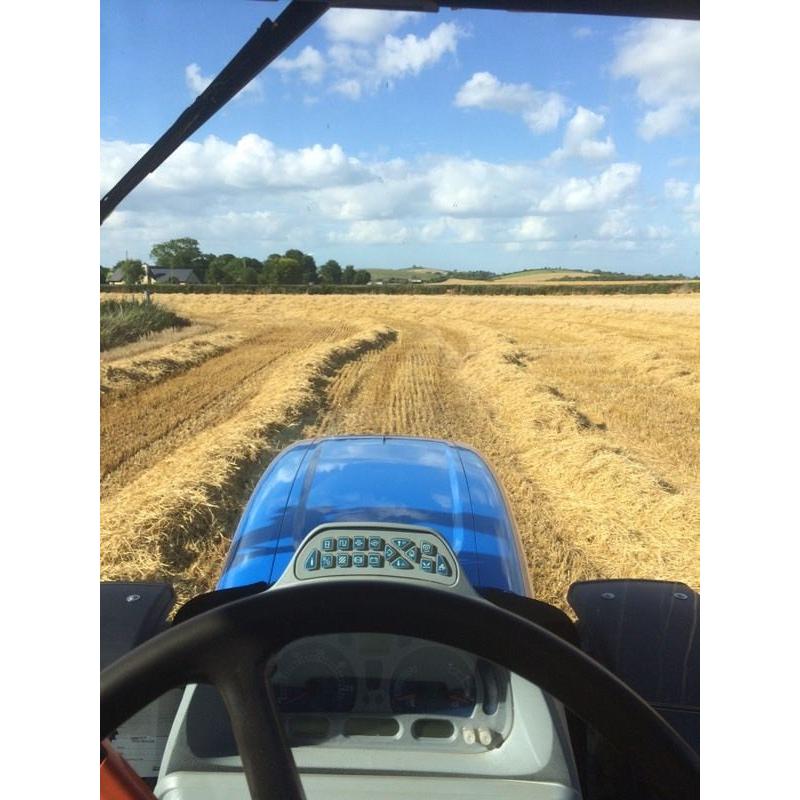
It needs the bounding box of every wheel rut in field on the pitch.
[302,318,605,610]
[101,324,351,496]
[101,325,397,605]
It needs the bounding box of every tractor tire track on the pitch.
[304,319,608,609]
[101,324,352,496]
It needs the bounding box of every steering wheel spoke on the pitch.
[213,652,305,800]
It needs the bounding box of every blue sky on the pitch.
[100,1,699,274]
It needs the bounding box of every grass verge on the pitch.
[100,299,190,351]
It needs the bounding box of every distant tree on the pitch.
[353,269,371,285]
[150,238,202,269]
[192,251,215,283]
[116,258,144,287]
[319,259,342,284]
[240,257,262,273]
[206,262,228,284]
[301,254,318,284]
[445,270,496,281]
[205,254,238,284]
[283,249,317,283]
[227,258,259,285]
[274,257,304,284]
[284,249,306,271]
[262,253,282,284]
[342,265,356,285]
[100,266,110,284]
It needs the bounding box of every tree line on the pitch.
[102,238,372,287]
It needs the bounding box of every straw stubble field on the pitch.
[100,293,699,611]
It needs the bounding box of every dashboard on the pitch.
[183,633,512,758]
[269,633,512,752]
[162,525,576,793]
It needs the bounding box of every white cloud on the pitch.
[645,224,672,240]
[688,182,700,213]
[551,106,615,161]
[427,158,542,217]
[611,19,699,140]
[664,178,690,200]
[321,9,417,45]
[100,140,149,191]
[376,22,459,79]
[330,219,410,244]
[315,169,428,222]
[596,208,636,239]
[100,134,370,196]
[274,46,326,84]
[327,43,369,72]
[569,238,638,252]
[330,22,463,100]
[331,79,363,100]
[185,63,212,94]
[185,63,262,100]
[512,216,555,240]
[454,71,568,133]
[270,14,461,102]
[102,135,679,262]
[420,218,485,243]
[685,183,700,234]
[572,26,594,40]
[539,162,641,212]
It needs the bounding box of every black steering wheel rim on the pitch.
[101,580,699,800]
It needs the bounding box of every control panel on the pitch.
[290,524,459,587]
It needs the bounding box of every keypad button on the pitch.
[384,545,399,562]
[321,554,335,569]
[392,538,414,551]
[420,541,437,557]
[392,556,413,570]
[353,536,368,551]
[368,536,384,552]
[420,558,435,573]
[337,536,352,551]
[304,550,320,571]
[321,538,336,552]
[368,554,384,568]
[352,553,368,568]
[405,546,419,563]
[337,554,351,568]
[436,554,452,577]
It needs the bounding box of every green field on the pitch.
[363,266,696,284]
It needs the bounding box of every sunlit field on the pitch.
[100,293,699,611]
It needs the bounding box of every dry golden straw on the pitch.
[100,293,699,611]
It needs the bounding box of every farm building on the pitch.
[107,264,200,286]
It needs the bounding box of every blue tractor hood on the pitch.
[218,436,531,597]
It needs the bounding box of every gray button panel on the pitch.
[293,526,458,586]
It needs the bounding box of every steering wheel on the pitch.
[101,580,699,800]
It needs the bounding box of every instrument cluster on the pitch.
[268,633,511,749]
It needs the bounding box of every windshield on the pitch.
[100,3,699,798]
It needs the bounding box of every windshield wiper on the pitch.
[100,1,329,224]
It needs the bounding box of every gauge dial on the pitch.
[390,646,477,717]
[270,641,357,714]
